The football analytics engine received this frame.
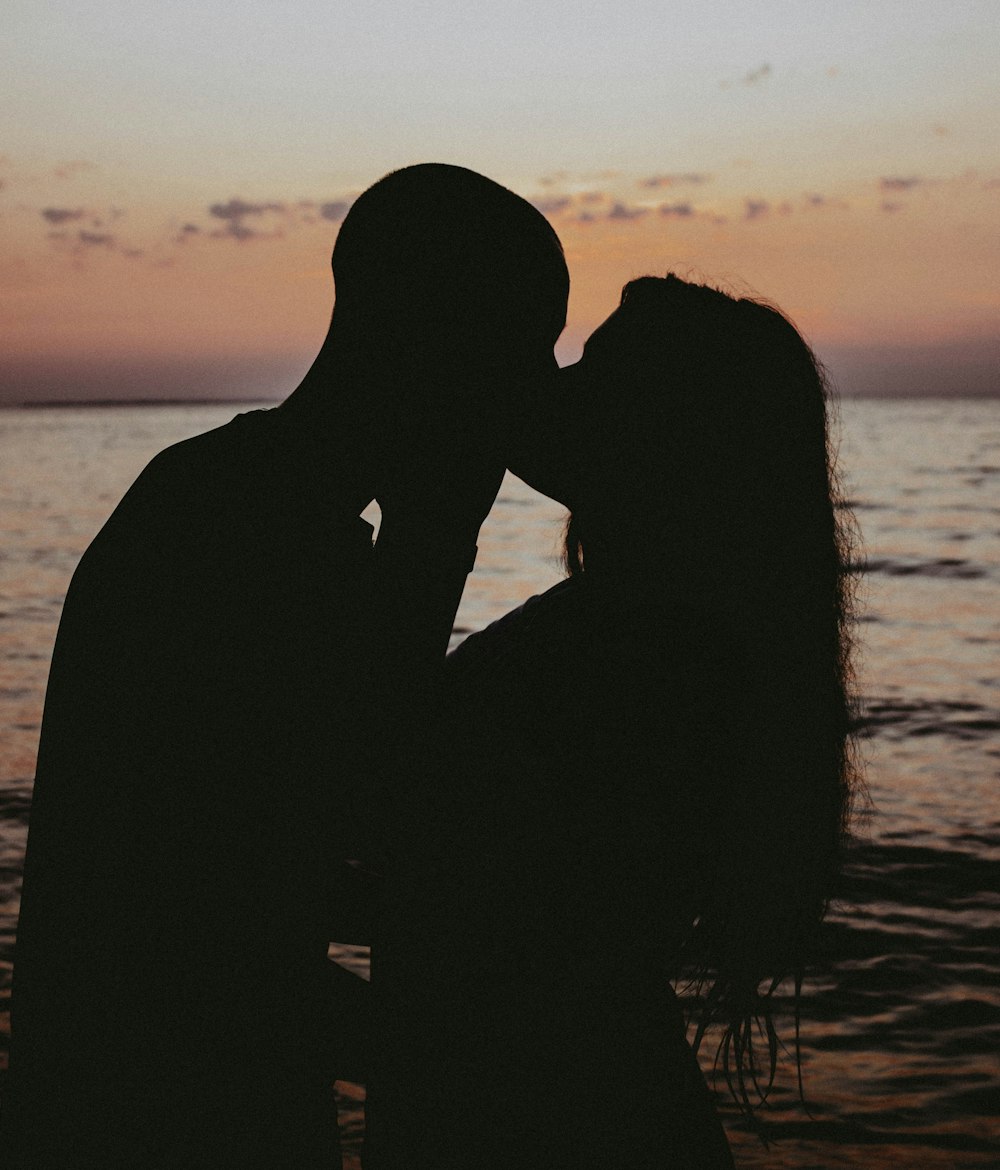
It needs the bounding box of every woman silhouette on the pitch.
[364,274,860,1169]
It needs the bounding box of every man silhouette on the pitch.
[2,163,569,1168]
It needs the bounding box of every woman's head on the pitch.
[517,274,838,590]
[523,273,862,1107]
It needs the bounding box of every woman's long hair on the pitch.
[564,275,863,1112]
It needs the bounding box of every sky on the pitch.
[2,0,998,401]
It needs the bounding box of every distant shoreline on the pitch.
[2,399,282,410]
[2,393,998,410]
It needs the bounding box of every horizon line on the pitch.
[3,390,999,410]
[1,397,283,410]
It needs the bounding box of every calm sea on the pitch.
[1,399,998,1167]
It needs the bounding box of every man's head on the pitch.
[307,164,569,509]
[329,163,568,378]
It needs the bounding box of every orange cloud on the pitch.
[77,230,115,247]
[41,207,86,224]
[606,201,648,222]
[319,200,350,222]
[639,173,711,189]
[530,195,572,216]
[659,202,694,218]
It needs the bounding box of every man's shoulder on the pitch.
[115,407,321,527]
[79,407,371,584]
[140,408,269,489]
[81,414,249,546]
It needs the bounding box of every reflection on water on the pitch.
[1,398,998,1166]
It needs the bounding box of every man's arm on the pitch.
[356,446,506,825]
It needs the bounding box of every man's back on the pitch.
[4,409,373,1168]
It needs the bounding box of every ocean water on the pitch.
[1,398,998,1167]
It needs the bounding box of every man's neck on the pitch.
[278,355,379,513]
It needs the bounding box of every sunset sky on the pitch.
[3,0,998,401]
